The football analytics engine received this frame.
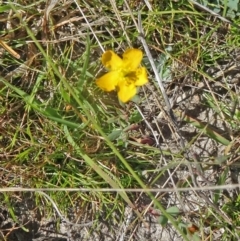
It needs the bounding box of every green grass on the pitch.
[1,0,240,240]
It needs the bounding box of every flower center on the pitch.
[125,71,137,83]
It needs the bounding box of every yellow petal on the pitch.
[134,67,148,86]
[96,71,120,92]
[117,79,137,103]
[102,50,123,71]
[122,49,143,71]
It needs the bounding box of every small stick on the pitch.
[37,191,95,227]
[0,40,20,59]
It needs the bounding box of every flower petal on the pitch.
[117,79,137,103]
[134,67,148,86]
[96,71,119,92]
[102,50,123,71]
[122,49,143,71]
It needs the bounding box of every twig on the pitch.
[0,183,234,192]
[189,0,237,27]
[37,191,95,228]
[137,13,174,121]
[73,0,104,52]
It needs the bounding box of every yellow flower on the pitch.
[96,49,148,103]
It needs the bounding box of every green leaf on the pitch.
[178,222,187,235]
[107,129,122,141]
[166,206,180,217]
[227,0,238,11]
[192,234,201,241]
[158,215,168,226]
[129,110,142,123]
[131,94,141,104]
[0,5,12,12]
